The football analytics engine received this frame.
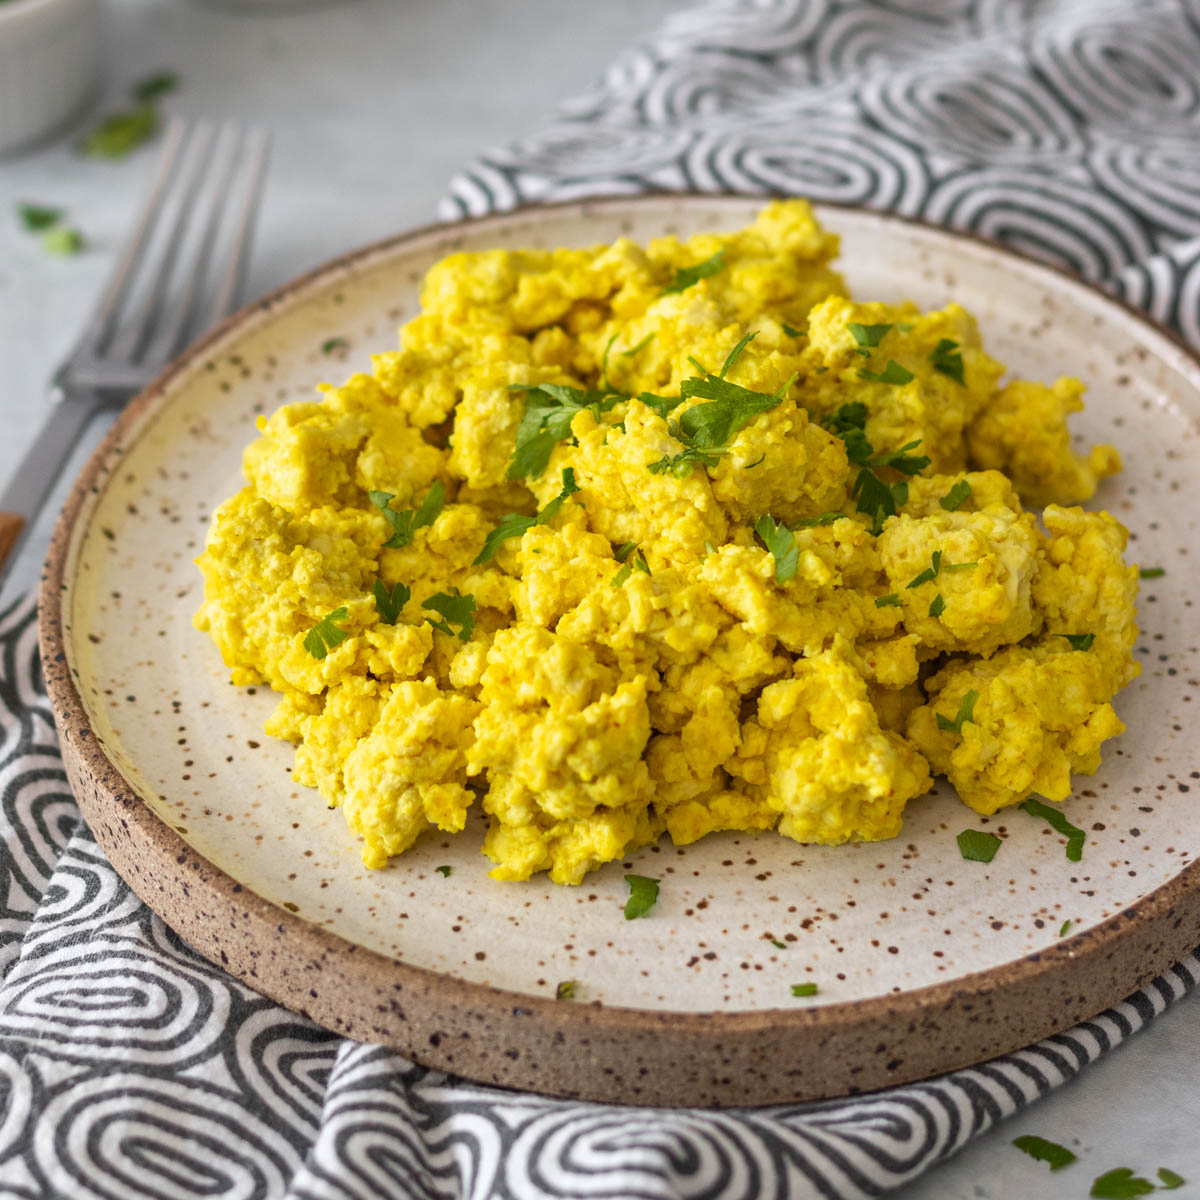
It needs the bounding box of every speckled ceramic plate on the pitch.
[40,197,1200,1107]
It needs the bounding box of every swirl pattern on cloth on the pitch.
[2,1,1200,1197]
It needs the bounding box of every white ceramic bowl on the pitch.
[0,0,100,156]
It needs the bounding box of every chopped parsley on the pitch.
[80,104,158,158]
[853,470,909,536]
[755,514,799,584]
[1020,798,1085,862]
[41,228,84,256]
[507,383,621,480]
[321,336,349,354]
[662,247,726,294]
[848,321,893,348]
[632,552,651,575]
[940,480,973,511]
[1059,632,1096,651]
[622,333,656,358]
[623,874,660,919]
[1090,1168,1156,1198]
[435,865,452,877]
[720,330,757,378]
[936,689,979,734]
[647,447,723,477]
[303,607,351,660]
[614,542,637,562]
[943,561,978,573]
[875,593,902,608]
[372,579,410,625]
[930,337,965,385]
[858,360,915,385]
[133,71,180,103]
[864,439,931,475]
[17,203,64,231]
[677,369,795,450]
[369,481,444,550]
[957,829,1001,863]
[928,592,946,618]
[1138,567,1165,579]
[793,511,843,527]
[1059,920,1072,936]
[907,550,943,588]
[1158,1169,1186,1190]
[555,980,577,1000]
[743,453,767,469]
[821,402,873,464]
[474,468,579,564]
[769,938,787,950]
[790,983,818,997]
[781,321,805,338]
[423,591,476,641]
[610,563,633,589]
[1012,1134,1077,1171]
[637,391,685,420]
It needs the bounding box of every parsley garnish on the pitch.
[80,105,158,158]
[17,203,64,231]
[907,550,942,589]
[555,980,577,1000]
[743,453,766,470]
[943,561,978,573]
[1090,1168,1156,1198]
[790,983,818,997]
[793,511,842,526]
[435,865,451,877]
[133,71,180,103]
[1059,633,1096,651]
[781,321,805,338]
[369,480,444,550]
[507,383,621,479]
[848,322,893,348]
[637,392,685,420]
[622,333,656,358]
[632,552,650,575]
[1012,1134,1077,1171]
[928,592,946,618]
[41,228,84,256]
[663,247,726,294]
[822,404,924,534]
[941,480,972,511]
[423,591,476,641]
[677,370,794,450]
[858,360,915,385]
[1020,798,1085,862]
[623,874,659,919]
[936,689,979,734]
[957,829,1001,862]
[1139,567,1165,579]
[719,331,757,378]
[321,336,348,354]
[613,542,637,562]
[647,447,723,477]
[372,579,410,625]
[1059,920,1072,936]
[853,470,909,536]
[474,468,580,564]
[876,593,901,608]
[1158,1168,1186,1190]
[303,607,351,660]
[769,938,787,950]
[610,563,633,589]
[755,514,799,584]
[930,337,965,385]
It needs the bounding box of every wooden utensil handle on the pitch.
[0,513,26,571]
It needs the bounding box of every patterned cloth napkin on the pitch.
[3,2,1200,1197]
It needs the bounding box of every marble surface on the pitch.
[0,1,1195,1193]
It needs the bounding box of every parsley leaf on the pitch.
[876,593,902,608]
[474,468,579,564]
[507,383,621,479]
[928,592,946,618]
[369,480,444,550]
[859,360,915,385]
[647,447,723,477]
[623,874,659,919]
[793,511,843,527]
[866,439,930,476]
[423,591,476,641]
[943,561,978,573]
[637,392,685,420]
[790,983,818,997]
[1012,1134,1077,1171]
[719,331,757,378]
[755,514,799,584]
[1060,920,1072,936]
[1158,1168,1186,1190]
[631,552,651,575]
[613,542,637,562]
[41,228,84,256]
[17,203,64,231]
[303,607,351,660]
[555,980,577,1000]
[852,468,907,536]
[133,71,179,103]
[1090,1168,1156,1198]
[1020,798,1085,862]
[372,579,410,625]
[80,105,158,158]
[622,333,656,358]
[1058,632,1096,651]
[936,689,979,734]
[958,829,1002,863]
[941,480,973,511]
[821,402,873,465]
[1139,567,1165,579]
[435,865,452,877]
[781,321,805,338]
[321,336,348,354]
[930,337,965,386]
[848,322,893,348]
[769,938,787,950]
[662,247,726,295]
[610,563,633,589]
[907,550,943,589]
[677,372,793,449]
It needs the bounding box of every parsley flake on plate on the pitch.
[369,480,444,550]
[940,480,972,511]
[133,71,180,103]
[1011,1134,1077,1171]
[17,203,64,231]
[303,607,351,660]
[1138,567,1165,579]
[80,104,158,158]
[769,938,787,950]
[755,514,798,584]
[423,591,476,641]
[1059,920,1072,936]
[321,336,349,355]
[957,829,1001,863]
[1090,1167,1156,1198]
[1020,798,1085,862]
[662,247,726,295]
[790,983,818,997]
[936,689,978,734]
[555,980,577,1000]
[41,228,84,256]
[435,865,452,878]
[1158,1168,1186,1190]
[623,874,659,919]
[372,579,410,625]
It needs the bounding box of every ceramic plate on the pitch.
[40,197,1200,1107]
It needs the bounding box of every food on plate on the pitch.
[194,200,1139,885]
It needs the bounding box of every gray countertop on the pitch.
[0,1,1195,1194]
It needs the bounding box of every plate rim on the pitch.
[38,193,1200,1106]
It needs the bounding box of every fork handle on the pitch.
[0,387,103,577]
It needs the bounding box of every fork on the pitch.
[0,115,270,580]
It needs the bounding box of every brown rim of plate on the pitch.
[37,194,1200,1108]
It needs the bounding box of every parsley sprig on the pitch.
[936,689,978,734]
[372,580,410,625]
[662,247,726,295]
[623,874,660,919]
[941,480,972,511]
[507,383,623,480]
[423,591,476,641]
[474,468,580,564]
[303,607,351,660]
[930,337,965,386]
[369,481,444,550]
[1020,798,1085,862]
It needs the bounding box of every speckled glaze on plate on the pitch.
[40,197,1200,1107]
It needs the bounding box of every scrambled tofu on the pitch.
[195,201,1139,884]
